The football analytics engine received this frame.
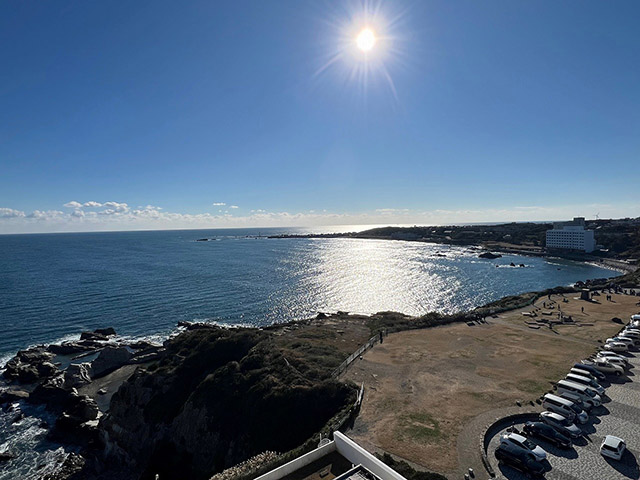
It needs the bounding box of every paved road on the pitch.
[487,351,640,480]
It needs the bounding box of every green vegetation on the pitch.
[104,327,358,480]
[398,412,443,442]
[376,453,448,480]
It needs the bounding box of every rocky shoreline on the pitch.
[0,328,164,479]
[0,318,362,480]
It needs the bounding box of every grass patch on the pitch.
[517,378,549,395]
[398,412,444,442]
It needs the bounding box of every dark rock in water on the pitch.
[50,413,99,445]
[519,264,525,267]
[316,312,328,319]
[3,347,58,383]
[94,327,116,337]
[48,342,94,356]
[91,346,132,378]
[41,452,86,480]
[0,388,30,405]
[510,262,516,267]
[129,340,158,350]
[10,412,25,424]
[0,451,15,463]
[29,384,76,413]
[80,331,109,342]
[196,238,208,242]
[478,252,502,259]
[63,363,92,389]
[177,320,215,331]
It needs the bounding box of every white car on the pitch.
[600,435,626,460]
[540,411,582,438]
[607,336,636,347]
[499,432,547,461]
[583,359,625,376]
[622,328,640,337]
[596,352,629,369]
[618,335,640,346]
[565,373,605,395]
[604,341,629,353]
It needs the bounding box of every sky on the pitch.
[1,0,639,234]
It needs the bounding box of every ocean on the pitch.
[0,227,619,361]
[0,227,622,478]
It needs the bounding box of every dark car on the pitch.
[523,421,572,448]
[495,442,547,477]
[573,363,606,381]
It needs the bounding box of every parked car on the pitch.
[523,421,572,448]
[604,341,629,353]
[573,362,606,381]
[596,352,629,369]
[500,432,547,461]
[565,373,605,395]
[495,443,547,478]
[558,391,591,413]
[606,336,635,347]
[540,411,582,438]
[614,335,640,346]
[621,328,640,337]
[600,435,627,460]
[543,394,575,422]
[583,359,624,376]
[556,379,601,408]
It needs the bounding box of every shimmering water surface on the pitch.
[0,228,619,359]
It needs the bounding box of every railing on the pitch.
[331,331,385,378]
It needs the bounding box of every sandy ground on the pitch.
[342,292,640,479]
[79,363,141,412]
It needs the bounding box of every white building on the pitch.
[255,431,407,480]
[546,217,596,253]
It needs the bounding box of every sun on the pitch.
[356,28,376,52]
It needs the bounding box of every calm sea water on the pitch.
[0,227,619,360]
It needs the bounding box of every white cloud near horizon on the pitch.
[212,202,226,206]
[0,200,638,234]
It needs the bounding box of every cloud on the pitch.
[0,207,25,218]
[212,202,226,206]
[230,205,239,209]
[63,201,83,209]
[83,201,102,208]
[375,208,410,215]
[27,210,65,220]
[1,200,639,234]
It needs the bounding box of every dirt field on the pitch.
[342,292,640,478]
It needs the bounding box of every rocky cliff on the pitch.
[100,327,356,480]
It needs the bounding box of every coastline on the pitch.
[267,232,637,275]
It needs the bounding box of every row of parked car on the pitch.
[494,315,640,477]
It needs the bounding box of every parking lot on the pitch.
[488,351,640,480]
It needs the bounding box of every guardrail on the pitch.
[331,331,386,378]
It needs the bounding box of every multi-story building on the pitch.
[545,217,596,253]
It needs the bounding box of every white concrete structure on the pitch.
[546,217,596,253]
[255,431,407,480]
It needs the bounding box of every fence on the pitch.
[331,331,386,378]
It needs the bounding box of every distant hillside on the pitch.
[354,218,640,261]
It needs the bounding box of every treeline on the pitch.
[357,218,640,260]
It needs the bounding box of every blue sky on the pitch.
[1,0,639,233]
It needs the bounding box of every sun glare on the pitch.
[314,1,408,102]
[356,28,376,52]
